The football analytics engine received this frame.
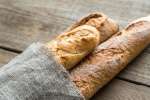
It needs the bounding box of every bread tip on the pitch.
[130,15,150,25]
[139,15,150,21]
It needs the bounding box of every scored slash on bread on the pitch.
[46,12,119,69]
[70,15,150,100]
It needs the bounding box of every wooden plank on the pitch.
[119,50,150,86]
[0,0,150,87]
[93,79,150,100]
[0,0,73,50]
[0,49,17,66]
[0,0,150,50]
[0,49,150,100]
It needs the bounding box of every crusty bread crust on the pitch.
[46,13,118,69]
[70,16,150,99]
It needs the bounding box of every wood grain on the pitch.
[0,0,150,88]
[0,0,73,50]
[0,0,150,50]
[0,49,17,66]
[0,49,150,100]
[119,50,150,86]
[92,79,150,100]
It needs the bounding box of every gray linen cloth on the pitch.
[0,43,83,100]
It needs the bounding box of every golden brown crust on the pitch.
[70,16,150,99]
[46,12,118,69]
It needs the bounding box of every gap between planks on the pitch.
[0,47,149,89]
[1,48,150,100]
[0,0,150,93]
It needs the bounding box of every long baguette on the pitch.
[70,16,150,99]
[46,13,118,69]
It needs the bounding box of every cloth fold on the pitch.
[0,43,83,100]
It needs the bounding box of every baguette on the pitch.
[46,13,118,69]
[70,16,150,99]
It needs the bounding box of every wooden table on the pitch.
[0,0,150,99]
